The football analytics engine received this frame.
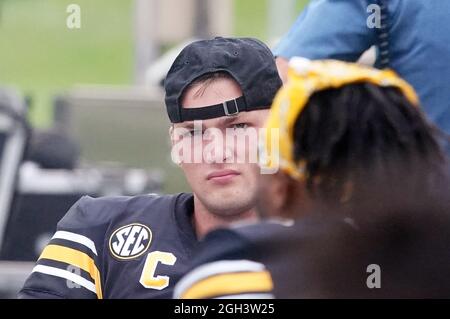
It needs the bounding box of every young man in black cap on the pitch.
[19,37,282,299]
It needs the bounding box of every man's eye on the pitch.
[232,123,249,130]
[183,130,203,137]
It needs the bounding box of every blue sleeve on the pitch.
[273,0,377,61]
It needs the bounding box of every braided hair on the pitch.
[293,83,447,206]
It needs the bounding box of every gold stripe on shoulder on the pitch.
[181,271,273,299]
[39,244,103,299]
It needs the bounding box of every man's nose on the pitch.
[204,130,234,164]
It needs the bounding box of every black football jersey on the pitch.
[19,193,198,299]
[174,217,351,299]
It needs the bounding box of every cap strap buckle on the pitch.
[223,99,239,116]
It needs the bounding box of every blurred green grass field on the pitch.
[0,0,134,126]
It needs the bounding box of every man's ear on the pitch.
[169,125,175,146]
[269,172,291,212]
[169,125,183,167]
[265,172,311,219]
[275,57,289,83]
[284,176,312,219]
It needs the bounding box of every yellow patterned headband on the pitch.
[260,58,419,180]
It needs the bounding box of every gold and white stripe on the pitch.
[32,265,97,294]
[52,231,98,256]
[36,244,103,298]
[174,260,274,299]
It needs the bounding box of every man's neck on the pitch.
[192,195,259,239]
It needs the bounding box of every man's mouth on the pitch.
[207,169,241,183]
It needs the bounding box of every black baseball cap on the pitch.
[164,37,282,123]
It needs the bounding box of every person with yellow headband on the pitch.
[173,59,450,299]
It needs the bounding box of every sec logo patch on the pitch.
[109,223,152,260]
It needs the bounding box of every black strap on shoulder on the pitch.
[376,0,390,69]
[179,95,251,122]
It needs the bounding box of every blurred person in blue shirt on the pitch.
[274,0,450,143]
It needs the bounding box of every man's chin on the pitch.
[202,196,255,217]
[205,185,242,200]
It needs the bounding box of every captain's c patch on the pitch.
[109,223,152,260]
